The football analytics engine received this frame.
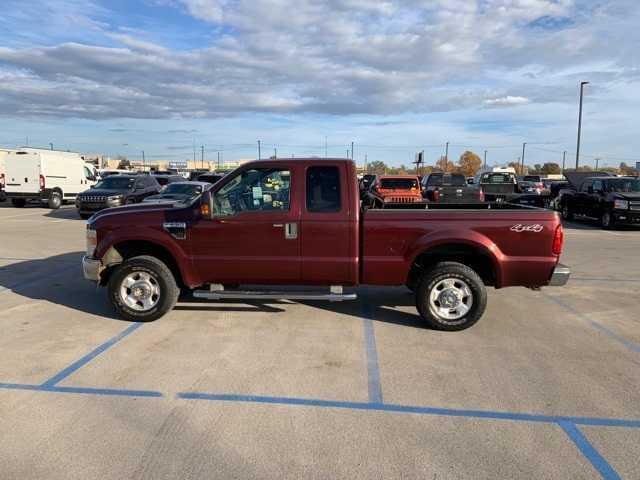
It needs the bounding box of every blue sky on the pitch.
[1,0,639,168]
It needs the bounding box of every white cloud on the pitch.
[484,96,531,107]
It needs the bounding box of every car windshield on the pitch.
[482,173,512,184]
[606,179,640,192]
[379,178,418,189]
[94,177,135,189]
[162,184,204,196]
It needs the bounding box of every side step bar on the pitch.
[192,285,357,302]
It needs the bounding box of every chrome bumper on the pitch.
[549,263,570,286]
[82,255,103,282]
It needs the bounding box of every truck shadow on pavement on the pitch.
[0,251,423,327]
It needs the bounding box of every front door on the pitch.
[189,165,301,284]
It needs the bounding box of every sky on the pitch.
[0,0,639,168]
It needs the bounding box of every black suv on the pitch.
[76,174,161,219]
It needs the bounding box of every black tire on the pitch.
[600,210,615,230]
[48,191,62,209]
[79,213,91,220]
[11,198,26,207]
[415,261,487,331]
[108,255,179,322]
[561,203,573,221]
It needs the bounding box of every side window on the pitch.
[135,178,144,189]
[306,166,341,213]
[581,181,592,192]
[83,166,94,179]
[593,180,603,192]
[214,168,290,215]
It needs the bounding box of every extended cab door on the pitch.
[189,164,301,284]
[300,163,358,285]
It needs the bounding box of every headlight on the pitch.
[107,195,123,204]
[614,199,629,210]
[86,228,97,256]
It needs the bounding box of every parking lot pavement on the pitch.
[0,206,639,479]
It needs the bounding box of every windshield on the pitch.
[427,175,465,187]
[162,183,204,196]
[379,178,418,190]
[481,173,513,184]
[93,177,135,189]
[606,179,640,192]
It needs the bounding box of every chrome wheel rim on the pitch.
[119,271,160,311]
[602,212,610,226]
[429,277,473,323]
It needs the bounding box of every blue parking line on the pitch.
[0,382,162,398]
[542,293,640,354]
[176,392,640,429]
[361,297,383,404]
[559,421,621,480]
[40,322,143,387]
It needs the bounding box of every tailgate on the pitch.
[5,155,40,193]
[482,184,514,195]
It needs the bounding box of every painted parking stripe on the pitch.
[360,289,383,404]
[559,421,621,480]
[0,382,162,398]
[176,393,640,429]
[542,293,640,354]
[40,322,143,387]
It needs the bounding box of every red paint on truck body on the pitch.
[89,159,563,290]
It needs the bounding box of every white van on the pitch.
[0,149,11,201]
[4,148,97,208]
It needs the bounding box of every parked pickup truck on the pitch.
[559,172,640,229]
[421,173,483,203]
[82,159,570,331]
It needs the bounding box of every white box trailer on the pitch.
[4,148,97,208]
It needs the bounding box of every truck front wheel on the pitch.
[561,203,573,221]
[48,191,62,209]
[415,261,487,331]
[108,255,179,322]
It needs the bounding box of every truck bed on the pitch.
[361,205,561,289]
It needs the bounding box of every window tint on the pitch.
[307,166,341,212]
[214,168,290,215]
[593,180,603,191]
[581,180,592,192]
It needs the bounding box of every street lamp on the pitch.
[575,81,589,170]
[521,142,527,174]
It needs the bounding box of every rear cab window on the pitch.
[306,166,341,212]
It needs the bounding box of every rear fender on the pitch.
[406,230,504,287]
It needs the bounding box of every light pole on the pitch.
[483,150,487,168]
[201,145,204,169]
[49,143,53,150]
[575,81,589,169]
[562,151,566,173]
[258,140,261,160]
[521,142,527,174]
[445,141,449,168]
[595,157,600,170]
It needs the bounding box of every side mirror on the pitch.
[89,185,95,189]
[200,190,215,220]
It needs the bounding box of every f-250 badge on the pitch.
[510,224,544,233]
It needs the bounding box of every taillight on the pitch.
[39,174,45,191]
[479,189,485,202]
[552,224,564,255]
[0,173,4,188]
[433,189,440,202]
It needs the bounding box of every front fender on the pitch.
[95,227,197,287]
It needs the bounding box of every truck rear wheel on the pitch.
[600,211,615,230]
[561,204,573,221]
[415,261,487,331]
[108,255,179,322]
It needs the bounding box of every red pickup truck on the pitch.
[82,158,569,331]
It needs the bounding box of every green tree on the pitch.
[541,163,561,174]
[367,161,388,175]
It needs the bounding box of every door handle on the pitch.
[272,223,284,228]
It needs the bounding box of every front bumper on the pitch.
[613,211,640,225]
[82,255,103,282]
[548,263,571,286]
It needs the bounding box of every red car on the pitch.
[82,158,569,331]
[374,175,423,204]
